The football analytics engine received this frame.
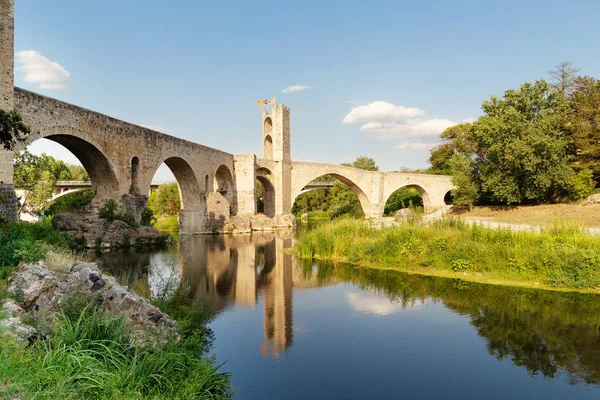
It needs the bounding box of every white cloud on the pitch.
[15,50,72,91]
[139,124,172,134]
[345,291,427,316]
[342,101,425,124]
[359,118,456,139]
[395,141,441,150]
[281,85,313,93]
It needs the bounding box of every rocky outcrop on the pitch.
[218,213,297,234]
[222,215,252,234]
[583,193,600,206]
[3,261,177,343]
[273,214,297,229]
[51,213,162,248]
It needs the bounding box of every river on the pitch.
[94,231,600,399]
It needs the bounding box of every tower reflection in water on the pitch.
[179,232,294,359]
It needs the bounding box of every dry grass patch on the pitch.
[450,204,600,228]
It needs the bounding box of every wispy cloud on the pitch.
[360,118,457,139]
[281,85,313,93]
[342,101,425,124]
[15,50,72,91]
[395,141,441,150]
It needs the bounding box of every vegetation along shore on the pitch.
[293,218,600,293]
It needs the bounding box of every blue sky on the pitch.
[15,0,600,181]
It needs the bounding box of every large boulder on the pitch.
[5,261,178,343]
[250,214,274,231]
[222,215,253,234]
[273,214,297,229]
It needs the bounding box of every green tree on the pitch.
[469,80,574,204]
[13,151,89,215]
[0,109,30,150]
[341,155,379,171]
[547,61,580,95]
[568,76,600,183]
[449,153,479,207]
[428,123,474,175]
[148,182,181,217]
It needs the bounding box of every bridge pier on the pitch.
[0,0,17,222]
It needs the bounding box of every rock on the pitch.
[102,220,135,243]
[8,262,59,308]
[250,214,274,231]
[4,261,178,343]
[51,212,160,248]
[394,208,415,221]
[222,215,253,234]
[1,299,37,342]
[582,193,600,206]
[273,214,297,229]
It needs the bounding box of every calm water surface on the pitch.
[96,232,600,399]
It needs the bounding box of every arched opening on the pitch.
[264,135,273,160]
[444,190,454,205]
[384,184,431,216]
[383,186,424,216]
[147,157,204,234]
[292,174,370,219]
[256,167,275,217]
[264,117,273,134]
[130,156,140,194]
[205,174,209,192]
[214,164,235,214]
[14,136,118,220]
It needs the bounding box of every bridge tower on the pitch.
[0,0,18,221]
[262,105,292,215]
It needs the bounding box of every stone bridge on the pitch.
[0,0,454,232]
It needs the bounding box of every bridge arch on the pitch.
[19,134,120,206]
[130,156,140,194]
[292,173,371,217]
[256,167,275,217]
[158,157,204,211]
[214,164,235,213]
[383,184,430,215]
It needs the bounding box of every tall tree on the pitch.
[470,80,576,204]
[547,61,580,95]
[568,76,600,183]
[428,123,474,175]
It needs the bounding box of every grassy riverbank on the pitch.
[293,219,600,292]
[0,220,232,399]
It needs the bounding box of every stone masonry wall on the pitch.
[0,0,17,221]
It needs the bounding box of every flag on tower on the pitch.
[256,97,276,106]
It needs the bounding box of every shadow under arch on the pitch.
[384,184,431,213]
[256,167,276,217]
[160,157,204,211]
[21,134,120,205]
[293,173,371,216]
[214,164,236,214]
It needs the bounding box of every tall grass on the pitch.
[0,218,74,278]
[0,296,232,399]
[293,218,600,290]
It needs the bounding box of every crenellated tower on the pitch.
[261,104,292,215]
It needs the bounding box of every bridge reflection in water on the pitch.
[179,232,298,359]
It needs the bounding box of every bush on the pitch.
[99,199,138,228]
[0,218,73,275]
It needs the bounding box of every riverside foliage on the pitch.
[293,219,600,290]
[0,296,232,399]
